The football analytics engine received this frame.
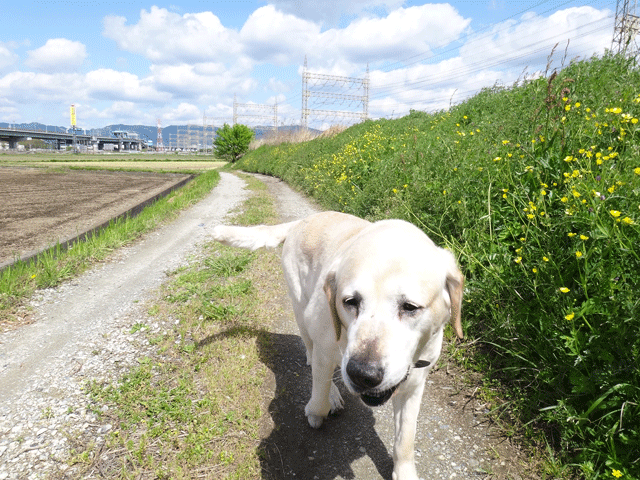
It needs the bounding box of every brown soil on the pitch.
[0,167,192,268]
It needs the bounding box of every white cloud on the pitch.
[241,4,469,71]
[0,71,86,102]
[460,7,612,71]
[267,0,406,25]
[85,68,169,103]
[327,4,470,64]
[162,102,202,124]
[0,42,19,71]
[149,63,257,101]
[24,38,87,73]
[103,7,244,65]
[240,6,320,65]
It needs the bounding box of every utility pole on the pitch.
[70,104,77,154]
[612,0,640,57]
[156,118,164,152]
[233,94,278,132]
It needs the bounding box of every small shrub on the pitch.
[214,123,254,162]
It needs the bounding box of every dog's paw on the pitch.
[306,413,325,429]
[329,382,344,413]
[392,463,420,480]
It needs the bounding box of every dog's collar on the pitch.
[414,360,431,368]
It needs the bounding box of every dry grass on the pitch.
[249,125,348,149]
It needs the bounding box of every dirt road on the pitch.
[0,172,526,479]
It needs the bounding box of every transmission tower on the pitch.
[156,118,164,152]
[301,57,369,130]
[233,94,278,132]
[612,0,640,56]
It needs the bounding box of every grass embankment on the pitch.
[78,175,280,478]
[0,170,221,323]
[236,54,640,479]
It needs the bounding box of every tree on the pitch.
[213,123,254,162]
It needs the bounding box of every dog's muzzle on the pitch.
[346,359,431,407]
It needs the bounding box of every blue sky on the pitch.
[0,0,618,129]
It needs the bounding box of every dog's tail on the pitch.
[212,220,301,251]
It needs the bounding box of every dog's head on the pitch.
[324,219,464,407]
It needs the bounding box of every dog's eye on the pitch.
[342,296,360,310]
[401,302,421,313]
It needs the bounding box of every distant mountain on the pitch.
[0,122,68,133]
[0,122,316,146]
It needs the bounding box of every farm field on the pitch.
[0,153,226,172]
[33,160,225,171]
[0,167,192,267]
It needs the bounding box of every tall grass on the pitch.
[236,53,640,479]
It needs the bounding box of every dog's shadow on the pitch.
[256,331,393,480]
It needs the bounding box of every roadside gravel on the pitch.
[0,172,529,480]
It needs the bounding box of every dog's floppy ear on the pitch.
[445,258,465,339]
[323,271,343,342]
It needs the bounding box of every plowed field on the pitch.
[0,167,191,267]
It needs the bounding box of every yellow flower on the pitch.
[561,197,568,203]
[622,217,634,225]
[565,312,575,321]
[514,256,522,264]
[612,469,623,478]
[532,268,538,273]
[568,232,576,237]
[576,251,583,258]
[560,287,570,293]
[543,256,549,262]
[580,234,589,240]
[610,210,622,218]
[634,167,640,175]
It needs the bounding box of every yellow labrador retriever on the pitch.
[212,211,463,480]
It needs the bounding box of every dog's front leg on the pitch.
[391,368,429,480]
[305,344,341,428]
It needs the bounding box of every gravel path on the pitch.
[0,172,527,480]
[0,173,248,479]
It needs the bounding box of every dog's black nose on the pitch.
[346,358,384,390]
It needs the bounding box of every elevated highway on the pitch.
[0,127,143,151]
